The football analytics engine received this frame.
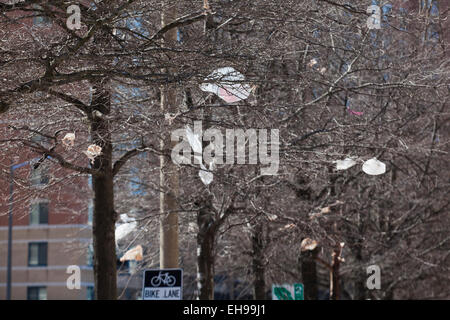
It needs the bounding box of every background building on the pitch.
[0,143,94,300]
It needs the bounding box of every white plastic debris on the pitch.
[83,144,102,162]
[188,222,198,233]
[199,163,214,186]
[185,126,202,157]
[62,133,75,149]
[362,158,386,175]
[120,213,134,223]
[115,221,137,242]
[301,238,318,252]
[334,158,357,170]
[308,58,318,68]
[186,126,217,186]
[278,223,296,231]
[200,67,252,103]
[120,245,143,262]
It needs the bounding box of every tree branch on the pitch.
[146,11,210,43]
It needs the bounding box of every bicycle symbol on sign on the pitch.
[150,272,177,287]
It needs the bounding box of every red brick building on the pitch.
[0,133,94,300]
[0,2,94,300]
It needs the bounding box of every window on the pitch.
[28,242,48,267]
[27,286,47,300]
[117,259,130,273]
[87,286,95,300]
[31,134,46,144]
[30,165,49,186]
[30,202,49,225]
[31,133,52,148]
[32,5,51,26]
[86,243,93,266]
[88,201,93,225]
[129,260,137,274]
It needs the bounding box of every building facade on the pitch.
[0,142,94,300]
[0,2,97,300]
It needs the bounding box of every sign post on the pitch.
[142,269,183,300]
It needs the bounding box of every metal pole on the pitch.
[5,158,36,299]
[6,164,14,300]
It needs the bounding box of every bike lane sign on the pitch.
[142,269,183,300]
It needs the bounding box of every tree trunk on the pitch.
[195,3,215,294]
[90,82,117,300]
[330,244,343,300]
[354,240,367,300]
[197,203,215,300]
[92,166,116,299]
[300,246,319,300]
[252,222,266,299]
[159,1,179,269]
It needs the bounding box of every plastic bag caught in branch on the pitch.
[186,126,215,185]
[83,144,102,163]
[301,238,318,252]
[362,158,386,175]
[62,133,75,149]
[200,67,252,103]
[185,126,202,157]
[120,245,143,262]
[199,163,214,186]
[334,158,357,170]
[185,125,218,186]
[115,221,137,242]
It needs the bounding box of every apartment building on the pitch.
[0,1,98,300]
[0,138,94,300]
[0,3,144,299]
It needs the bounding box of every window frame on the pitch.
[27,286,47,300]
[29,201,49,225]
[32,4,52,26]
[30,165,50,186]
[87,286,95,300]
[28,242,48,267]
[86,242,94,266]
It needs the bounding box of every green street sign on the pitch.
[272,283,304,300]
[294,283,304,300]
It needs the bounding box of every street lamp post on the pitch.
[6,164,14,300]
[6,158,40,300]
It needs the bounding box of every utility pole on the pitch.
[159,0,179,269]
[6,163,14,300]
[6,158,39,300]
